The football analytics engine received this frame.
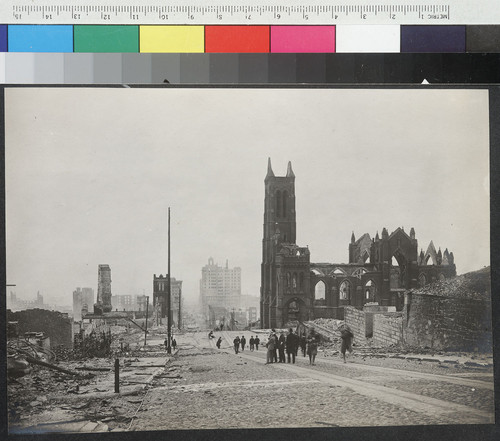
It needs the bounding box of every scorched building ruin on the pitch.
[260,159,456,329]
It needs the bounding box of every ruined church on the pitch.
[260,159,456,329]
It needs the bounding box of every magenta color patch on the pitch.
[271,26,335,53]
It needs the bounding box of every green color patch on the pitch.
[74,26,139,53]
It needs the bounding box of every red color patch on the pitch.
[205,26,270,53]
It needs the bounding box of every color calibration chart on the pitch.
[0,0,500,83]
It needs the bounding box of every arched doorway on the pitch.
[283,298,307,325]
[390,250,408,290]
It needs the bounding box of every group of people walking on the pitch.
[213,323,354,365]
[231,335,261,353]
[265,327,321,365]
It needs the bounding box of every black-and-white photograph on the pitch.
[4,87,493,434]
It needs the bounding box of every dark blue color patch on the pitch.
[0,25,7,52]
[401,26,466,53]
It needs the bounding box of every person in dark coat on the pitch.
[249,336,255,351]
[240,335,246,351]
[265,334,276,364]
[271,329,278,362]
[233,336,240,354]
[307,328,320,365]
[339,324,354,363]
[286,328,299,364]
[278,332,286,363]
[216,337,222,349]
[172,338,177,351]
[254,336,260,351]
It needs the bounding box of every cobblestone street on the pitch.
[127,331,495,431]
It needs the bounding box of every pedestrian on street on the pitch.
[172,338,177,351]
[254,336,260,351]
[300,335,307,357]
[240,335,246,351]
[278,332,286,363]
[286,328,299,364]
[233,336,240,354]
[339,324,354,363]
[307,327,320,365]
[265,334,276,364]
[270,329,278,362]
[249,336,255,351]
[216,337,222,349]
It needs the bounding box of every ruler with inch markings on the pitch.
[1,1,500,25]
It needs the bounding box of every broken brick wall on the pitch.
[373,313,403,346]
[344,306,366,343]
[7,309,73,349]
[403,293,492,351]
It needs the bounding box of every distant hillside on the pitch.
[409,267,491,301]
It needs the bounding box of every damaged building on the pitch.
[260,159,456,329]
[7,308,74,349]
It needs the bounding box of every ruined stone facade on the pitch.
[95,264,112,314]
[153,274,182,324]
[260,160,456,328]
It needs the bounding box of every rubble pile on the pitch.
[409,267,490,300]
[312,318,344,332]
[73,329,113,359]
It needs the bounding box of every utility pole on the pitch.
[144,296,149,346]
[166,207,172,354]
[178,288,182,330]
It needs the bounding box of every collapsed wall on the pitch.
[345,268,492,352]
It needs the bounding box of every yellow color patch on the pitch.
[140,26,205,53]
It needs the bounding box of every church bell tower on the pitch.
[261,158,297,328]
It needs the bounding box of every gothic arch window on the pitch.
[315,281,326,299]
[292,273,298,290]
[418,273,427,287]
[332,268,346,276]
[276,190,282,218]
[438,273,445,281]
[282,191,288,217]
[339,280,351,301]
[286,272,291,289]
[364,280,376,301]
[299,272,304,290]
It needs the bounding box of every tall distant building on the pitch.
[111,294,135,311]
[73,287,94,321]
[153,275,182,326]
[95,264,112,314]
[200,258,241,320]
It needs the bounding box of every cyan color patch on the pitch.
[8,25,73,52]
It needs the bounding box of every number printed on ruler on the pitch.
[1,0,500,25]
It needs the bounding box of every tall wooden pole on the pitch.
[178,288,182,330]
[144,296,149,346]
[167,207,172,354]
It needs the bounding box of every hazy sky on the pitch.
[5,88,490,306]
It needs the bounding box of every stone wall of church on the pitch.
[344,306,366,343]
[373,313,403,346]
